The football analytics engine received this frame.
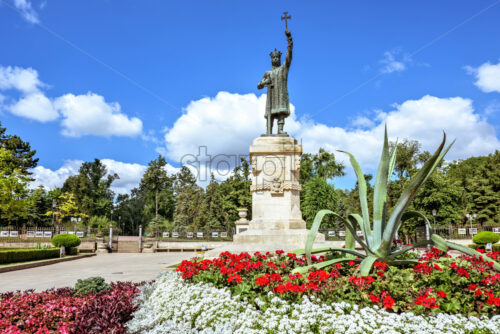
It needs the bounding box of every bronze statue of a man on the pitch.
[258,29,293,135]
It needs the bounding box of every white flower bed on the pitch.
[126,272,500,334]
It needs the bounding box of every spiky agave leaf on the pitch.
[304,209,332,265]
[388,139,398,181]
[337,150,373,247]
[304,210,367,265]
[344,225,356,259]
[358,255,380,276]
[379,133,453,253]
[372,126,391,247]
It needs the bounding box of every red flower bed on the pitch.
[0,282,142,334]
[177,249,500,315]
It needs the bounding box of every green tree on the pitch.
[412,169,462,226]
[314,148,345,180]
[140,155,174,219]
[62,159,118,217]
[116,189,148,235]
[202,174,227,230]
[302,177,339,229]
[173,167,204,230]
[0,121,38,177]
[26,186,52,226]
[300,148,344,184]
[466,152,499,225]
[219,158,252,224]
[0,147,30,226]
[46,192,88,230]
[89,215,110,233]
[390,139,429,179]
[445,151,500,225]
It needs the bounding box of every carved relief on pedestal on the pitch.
[270,177,283,195]
[250,181,301,193]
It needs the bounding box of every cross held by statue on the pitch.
[281,11,291,29]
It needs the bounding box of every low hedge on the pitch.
[0,248,60,264]
[468,243,500,252]
[67,247,78,256]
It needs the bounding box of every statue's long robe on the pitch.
[262,65,290,118]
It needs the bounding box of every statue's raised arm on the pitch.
[285,29,293,68]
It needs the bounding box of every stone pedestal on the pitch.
[233,136,324,247]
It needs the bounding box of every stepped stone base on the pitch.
[233,228,324,245]
[205,236,329,258]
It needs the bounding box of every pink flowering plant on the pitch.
[0,281,142,334]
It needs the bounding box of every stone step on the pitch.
[116,241,140,253]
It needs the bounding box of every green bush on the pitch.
[469,243,500,252]
[67,247,78,255]
[51,234,81,248]
[395,250,420,260]
[0,248,60,264]
[472,231,500,245]
[74,276,110,294]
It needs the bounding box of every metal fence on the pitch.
[147,228,234,241]
[2,225,498,243]
[0,226,114,242]
[319,225,500,243]
[415,225,500,242]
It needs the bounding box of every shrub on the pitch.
[67,247,78,255]
[469,243,500,252]
[74,276,111,294]
[89,215,110,232]
[34,243,51,249]
[51,233,81,248]
[473,231,500,245]
[0,248,60,264]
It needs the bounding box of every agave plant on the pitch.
[292,128,500,275]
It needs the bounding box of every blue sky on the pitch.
[1,0,500,193]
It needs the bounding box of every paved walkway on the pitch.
[0,252,196,292]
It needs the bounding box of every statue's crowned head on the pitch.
[270,48,282,68]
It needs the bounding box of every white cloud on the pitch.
[30,160,83,190]
[379,50,410,74]
[8,92,58,122]
[466,60,500,93]
[100,159,147,195]
[13,0,39,24]
[485,101,500,116]
[162,92,500,179]
[351,116,375,128]
[54,93,143,137]
[31,159,180,195]
[164,91,300,163]
[0,66,44,94]
[0,65,57,121]
[0,65,143,137]
[299,95,499,170]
